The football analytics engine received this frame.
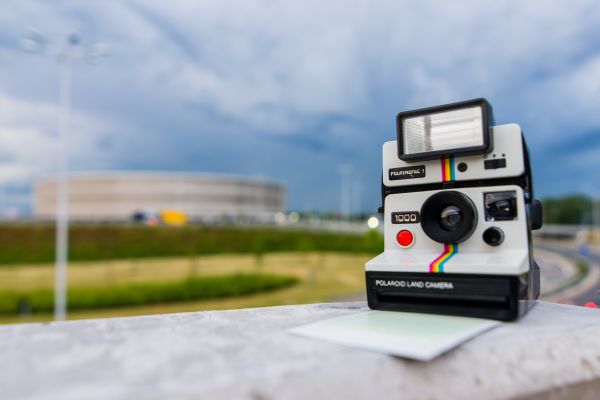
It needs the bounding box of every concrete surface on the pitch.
[0,301,599,400]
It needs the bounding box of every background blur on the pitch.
[1,0,599,323]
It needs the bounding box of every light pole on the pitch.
[339,164,352,223]
[352,179,361,220]
[21,30,109,321]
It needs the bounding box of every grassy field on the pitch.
[0,273,298,315]
[0,252,371,324]
[0,224,382,265]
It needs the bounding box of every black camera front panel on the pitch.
[365,271,535,321]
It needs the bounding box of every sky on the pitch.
[0,0,599,215]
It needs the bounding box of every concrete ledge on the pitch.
[0,301,599,400]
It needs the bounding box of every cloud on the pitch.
[121,0,600,139]
[0,92,126,210]
[0,94,58,184]
[523,54,600,141]
[0,0,600,213]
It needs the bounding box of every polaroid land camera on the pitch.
[365,99,543,321]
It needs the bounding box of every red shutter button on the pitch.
[396,230,414,248]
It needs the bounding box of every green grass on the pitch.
[0,224,383,266]
[0,252,371,324]
[0,273,298,315]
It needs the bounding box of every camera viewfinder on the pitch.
[484,191,517,221]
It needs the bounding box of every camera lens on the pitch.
[440,206,463,231]
[420,191,477,244]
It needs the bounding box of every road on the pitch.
[535,249,576,295]
[536,241,600,306]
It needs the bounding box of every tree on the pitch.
[542,195,594,225]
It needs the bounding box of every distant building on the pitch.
[33,172,286,221]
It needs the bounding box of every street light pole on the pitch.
[21,30,108,321]
[54,45,73,321]
[339,164,352,223]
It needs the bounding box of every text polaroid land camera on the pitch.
[365,99,543,321]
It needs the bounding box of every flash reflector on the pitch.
[397,98,493,161]
[404,107,482,153]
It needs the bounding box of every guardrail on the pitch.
[535,224,598,240]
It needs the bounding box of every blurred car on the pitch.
[132,210,160,226]
[160,210,188,226]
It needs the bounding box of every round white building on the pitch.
[33,172,286,221]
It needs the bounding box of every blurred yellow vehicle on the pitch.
[160,210,188,226]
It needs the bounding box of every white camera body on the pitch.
[365,101,542,321]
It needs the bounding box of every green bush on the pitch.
[542,195,595,225]
[0,273,298,315]
[0,225,383,265]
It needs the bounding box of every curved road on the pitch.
[536,242,600,306]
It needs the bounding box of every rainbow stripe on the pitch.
[430,156,458,272]
[441,156,455,182]
[429,244,458,273]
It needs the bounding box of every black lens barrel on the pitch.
[420,191,478,244]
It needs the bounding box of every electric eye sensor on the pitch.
[366,98,543,321]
